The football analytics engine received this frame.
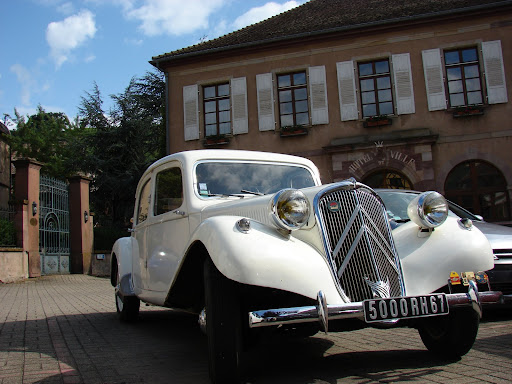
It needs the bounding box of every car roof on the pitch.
[143,149,321,179]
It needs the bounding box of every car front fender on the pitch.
[111,236,136,296]
[189,216,343,304]
[393,216,494,296]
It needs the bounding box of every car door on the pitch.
[131,176,152,291]
[144,163,189,293]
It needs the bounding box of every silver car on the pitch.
[377,189,512,301]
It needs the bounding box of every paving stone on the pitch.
[0,275,511,383]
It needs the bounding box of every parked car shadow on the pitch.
[3,306,509,384]
[243,337,449,384]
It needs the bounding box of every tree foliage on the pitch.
[8,106,85,177]
[8,70,166,231]
[78,71,166,227]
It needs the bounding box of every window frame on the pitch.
[277,71,310,128]
[153,167,184,216]
[136,179,151,225]
[357,58,395,118]
[203,83,231,137]
[443,46,484,108]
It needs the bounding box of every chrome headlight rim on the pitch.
[407,191,448,229]
[270,189,310,231]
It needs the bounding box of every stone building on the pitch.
[151,0,512,223]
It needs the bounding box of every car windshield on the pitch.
[446,201,482,221]
[195,161,316,197]
[378,191,418,221]
[378,190,483,222]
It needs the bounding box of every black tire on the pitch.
[115,273,140,322]
[418,307,480,358]
[204,258,244,384]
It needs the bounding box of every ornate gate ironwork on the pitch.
[39,175,70,274]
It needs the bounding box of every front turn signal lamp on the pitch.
[407,191,448,229]
[270,189,310,231]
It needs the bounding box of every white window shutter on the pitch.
[256,73,275,131]
[482,40,508,104]
[422,49,447,111]
[309,66,329,125]
[183,84,199,141]
[336,61,358,121]
[392,53,415,115]
[230,77,248,135]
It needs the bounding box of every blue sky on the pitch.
[0,0,306,129]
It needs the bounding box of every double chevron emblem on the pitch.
[364,276,391,299]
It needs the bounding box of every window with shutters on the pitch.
[444,47,483,107]
[277,71,310,127]
[358,59,394,118]
[203,83,231,137]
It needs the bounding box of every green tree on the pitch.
[79,71,166,227]
[8,106,84,177]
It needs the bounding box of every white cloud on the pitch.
[125,38,144,46]
[10,64,34,106]
[233,1,302,30]
[46,10,97,68]
[124,0,226,36]
[57,2,75,14]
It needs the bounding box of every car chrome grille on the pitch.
[315,185,403,303]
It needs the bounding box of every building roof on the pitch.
[151,0,511,66]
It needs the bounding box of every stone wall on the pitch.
[0,248,28,283]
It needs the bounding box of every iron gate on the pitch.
[39,175,70,274]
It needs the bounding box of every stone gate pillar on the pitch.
[13,158,43,277]
[68,176,93,274]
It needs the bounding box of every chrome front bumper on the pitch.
[248,282,503,333]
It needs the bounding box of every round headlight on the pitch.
[407,191,448,229]
[271,189,310,231]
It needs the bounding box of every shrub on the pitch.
[93,226,129,251]
[0,218,17,247]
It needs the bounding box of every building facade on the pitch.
[151,0,512,223]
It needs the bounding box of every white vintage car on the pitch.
[111,149,502,384]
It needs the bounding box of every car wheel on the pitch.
[115,273,140,322]
[204,258,244,384]
[418,307,479,358]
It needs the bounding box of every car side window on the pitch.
[154,167,183,216]
[137,180,151,224]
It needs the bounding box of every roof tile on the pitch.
[152,0,510,64]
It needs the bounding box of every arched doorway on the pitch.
[444,160,510,222]
[362,170,413,190]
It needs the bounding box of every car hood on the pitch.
[472,221,512,249]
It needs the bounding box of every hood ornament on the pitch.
[364,276,391,298]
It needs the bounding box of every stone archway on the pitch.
[445,160,510,222]
[362,169,413,190]
[327,128,438,191]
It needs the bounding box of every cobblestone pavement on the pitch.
[0,275,511,384]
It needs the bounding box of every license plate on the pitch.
[363,294,449,323]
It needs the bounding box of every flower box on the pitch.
[363,116,392,128]
[279,126,309,137]
[452,105,484,118]
[203,135,230,147]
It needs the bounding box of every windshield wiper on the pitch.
[207,193,245,198]
[241,189,264,196]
